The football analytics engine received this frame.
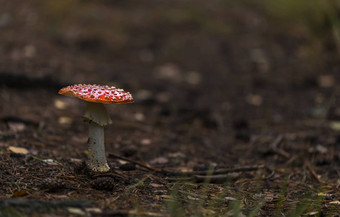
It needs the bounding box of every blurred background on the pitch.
[1,0,339,83]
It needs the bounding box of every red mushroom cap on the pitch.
[58,84,133,104]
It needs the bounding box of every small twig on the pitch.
[163,165,265,176]
[270,135,283,149]
[270,135,290,159]
[91,210,167,217]
[285,156,297,165]
[178,190,208,200]
[167,173,240,183]
[264,166,275,179]
[274,149,290,159]
[194,173,240,183]
[306,164,322,183]
[0,199,92,209]
[166,177,193,182]
[109,153,265,183]
[1,115,40,127]
[196,165,264,175]
[108,153,159,173]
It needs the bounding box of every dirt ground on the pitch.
[0,0,340,216]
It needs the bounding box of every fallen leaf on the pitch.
[141,138,151,145]
[317,193,326,197]
[53,195,69,199]
[161,195,172,199]
[59,117,72,124]
[72,135,88,144]
[8,122,26,132]
[168,152,186,158]
[85,208,102,214]
[201,208,216,215]
[117,160,128,164]
[9,146,29,155]
[318,75,334,88]
[330,121,340,131]
[67,207,86,215]
[246,94,263,106]
[134,113,145,121]
[156,63,182,82]
[23,44,36,58]
[187,195,200,201]
[186,71,201,85]
[54,99,67,109]
[306,211,319,216]
[43,159,59,165]
[70,158,82,163]
[224,196,237,201]
[150,183,164,188]
[12,190,29,197]
[316,145,328,154]
[178,167,191,172]
[150,157,168,164]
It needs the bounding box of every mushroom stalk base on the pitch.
[87,122,110,172]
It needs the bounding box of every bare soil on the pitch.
[0,0,339,216]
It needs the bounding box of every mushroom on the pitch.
[58,84,133,172]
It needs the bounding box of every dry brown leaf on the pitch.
[54,99,67,109]
[246,94,263,106]
[8,122,26,132]
[150,157,168,164]
[9,146,29,155]
[12,190,29,197]
[59,117,73,124]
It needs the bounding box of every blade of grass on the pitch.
[274,178,288,217]
[167,183,185,217]
[248,200,265,217]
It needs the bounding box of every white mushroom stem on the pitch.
[87,122,110,172]
[84,102,112,126]
[83,102,112,172]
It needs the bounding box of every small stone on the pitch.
[324,194,335,200]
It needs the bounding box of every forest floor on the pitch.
[0,0,340,216]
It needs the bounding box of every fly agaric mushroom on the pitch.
[58,84,133,172]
